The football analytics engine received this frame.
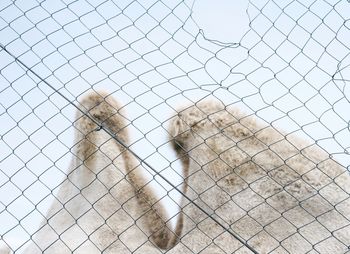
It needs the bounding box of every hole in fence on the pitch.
[192,0,249,43]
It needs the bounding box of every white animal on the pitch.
[20,91,183,253]
[168,98,350,254]
[3,93,349,254]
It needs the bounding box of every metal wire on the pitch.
[0,0,350,253]
[0,42,259,254]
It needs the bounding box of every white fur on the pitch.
[168,98,350,254]
[7,95,350,254]
[21,92,180,253]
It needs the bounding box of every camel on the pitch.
[168,98,350,254]
[3,93,349,254]
[19,91,182,253]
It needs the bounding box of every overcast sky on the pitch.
[0,0,350,251]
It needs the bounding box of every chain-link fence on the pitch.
[0,0,350,253]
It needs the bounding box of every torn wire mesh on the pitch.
[0,0,350,253]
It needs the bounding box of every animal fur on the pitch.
[168,98,350,254]
[6,93,349,254]
[21,91,182,253]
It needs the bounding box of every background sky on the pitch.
[0,0,350,252]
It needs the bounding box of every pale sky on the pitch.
[0,0,350,251]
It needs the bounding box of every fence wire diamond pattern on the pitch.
[0,0,350,253]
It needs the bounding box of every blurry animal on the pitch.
[3,94,349,254]
[168,98,350,254]
[21,91,183,253]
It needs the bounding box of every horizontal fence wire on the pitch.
[0,43,258,254]
[0,0,350,253]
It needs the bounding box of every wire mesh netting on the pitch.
[0,0,350,253]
